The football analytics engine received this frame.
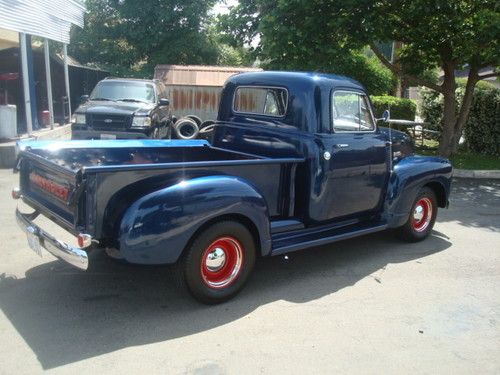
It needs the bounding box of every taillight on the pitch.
[77,233,92,248]
[11,187,21,199]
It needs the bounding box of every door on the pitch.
[314,90,389,221]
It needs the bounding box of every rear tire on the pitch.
[177,221,256,304]
[396,187,438,242]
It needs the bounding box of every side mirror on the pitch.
[80,95,89,103]
[159,98,170,106]
[382,109,390,122]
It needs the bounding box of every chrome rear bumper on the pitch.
[16,208,89,270]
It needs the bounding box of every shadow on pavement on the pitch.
[439,178,500,231]
[0,231,451,369]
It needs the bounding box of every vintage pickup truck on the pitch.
[13,72,452,303]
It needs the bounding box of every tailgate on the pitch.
[17,151,85,233]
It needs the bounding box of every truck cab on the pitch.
[213,72,417,225]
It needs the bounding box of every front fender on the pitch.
[385,155,452,227]
[119,175,271,264]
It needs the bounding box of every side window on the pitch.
[332,91,374,132]
[233,87,288,117]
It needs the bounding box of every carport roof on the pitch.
[0,0,86,44]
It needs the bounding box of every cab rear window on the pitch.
[233,87,288,117]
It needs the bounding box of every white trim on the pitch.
[44,39,54,129]
[20,33,32,135]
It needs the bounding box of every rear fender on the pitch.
[385,156,452,228]
[119,175,271,264]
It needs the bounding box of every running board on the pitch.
[271,223,388,256]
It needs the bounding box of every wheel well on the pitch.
[424,181,447,208]
[182,214,262,261]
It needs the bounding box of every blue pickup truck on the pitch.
[13,72,452,303]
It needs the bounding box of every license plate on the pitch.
[26,228,43,257]
[100,134,116,140]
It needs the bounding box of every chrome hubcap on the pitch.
[413,205,424,222]
[205,247,226,272]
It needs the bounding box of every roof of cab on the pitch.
[227,71,365,91]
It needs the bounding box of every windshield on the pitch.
[90,81,156,103]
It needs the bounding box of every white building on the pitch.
[0,0,86,136]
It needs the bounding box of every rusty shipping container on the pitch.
[154,65,262,121]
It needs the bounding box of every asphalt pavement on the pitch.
[0,169,499,374]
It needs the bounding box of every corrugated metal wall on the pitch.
[0,0,85,43]
[155,65,261,87]
[165,85,222,121]
[165,85,262,122]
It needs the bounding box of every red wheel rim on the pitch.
[200,236,244,289]
[411,197,433,232]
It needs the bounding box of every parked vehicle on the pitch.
[71,78,173,140]
[13,71,452,304]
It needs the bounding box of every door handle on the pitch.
[334,143,349,148]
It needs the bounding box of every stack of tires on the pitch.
[173,115,215,140]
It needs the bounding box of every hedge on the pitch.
[463,89,500,156]
[370,95,417,121]
[421,81,500,156]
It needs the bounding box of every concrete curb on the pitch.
[0,124,71,168]
[453,169,500,179]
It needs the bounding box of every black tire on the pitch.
[186,115,202,127]
[396,187,438,242]
[174,118,199,140]
[198,123,215,141]
[200,120,215,129]
[177,221,256,304]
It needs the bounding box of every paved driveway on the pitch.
[0,169,499,374]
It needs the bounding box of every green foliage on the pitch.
[421,84,500,156]
[371,96,417,121]
[69,0,219,77]
[463,89,500,156]
[326,1,500,80]
[329,0,499,156]
[216,44,244,66]
[217,0,396,95]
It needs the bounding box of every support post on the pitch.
[19,32,33,135]
[44,39,54,129]
[63,43,71,122]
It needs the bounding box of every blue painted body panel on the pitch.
[119,176,272,264]
[16,71,452,265]
[385,156,452,227]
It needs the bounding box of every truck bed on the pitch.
[17,140,303,237]
[20,140,260,172]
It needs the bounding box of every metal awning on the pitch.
[0,0,85,44]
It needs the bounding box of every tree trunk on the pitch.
[393,41,403,98]
[438,63,457,158]
[451,68,478,153]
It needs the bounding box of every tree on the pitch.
[217,0,396,95]
[357,1,500,157]
[70,0,219,77]
[284,0,499,157]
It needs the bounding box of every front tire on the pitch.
[178,221,256,304]
[396,187,438,242]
